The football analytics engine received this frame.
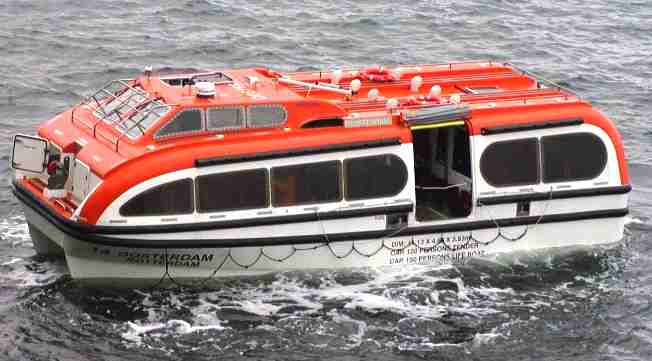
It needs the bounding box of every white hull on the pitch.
[22,200,625,287]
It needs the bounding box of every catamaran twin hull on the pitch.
[11,61,630,286]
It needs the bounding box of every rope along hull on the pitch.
[21,198,626,287]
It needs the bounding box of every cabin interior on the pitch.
[412,124,473,221]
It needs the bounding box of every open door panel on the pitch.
[12,134,48,174]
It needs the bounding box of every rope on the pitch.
[415,183,467,190]
[144,189,555,289]
[476,186,554,243]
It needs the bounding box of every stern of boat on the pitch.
[11,133,101,258]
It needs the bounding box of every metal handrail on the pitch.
[286,60,503,77]
[190,71,232,83]
[92,81,148,123]
[505,62,581,99]
[74,79,130,128]
[72,79,164,152]
[115,104,172,152]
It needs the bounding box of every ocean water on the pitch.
[1,0,651,360]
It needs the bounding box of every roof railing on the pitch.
[115,104,172,152]
[505,62,581,99]
[71,79,163,153]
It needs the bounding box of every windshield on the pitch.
[120,101,171,138]
[87,80,170,139]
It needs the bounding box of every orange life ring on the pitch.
[360,66,400,82]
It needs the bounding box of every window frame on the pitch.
[451,127,472,178]
[122,101,171,139]
[154,107,205,139]
[195,168,270,213]
[480,137,541,188]
[206,105,246,132]
[119,178,195,217]
[541,132,607,183]
[271,160,343,207]
[246,104,288,129]
[344,153,409,201]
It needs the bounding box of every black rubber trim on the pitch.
[477,184,632,206]
[480,118,583,135]
[14,181,628,249]
[195,138,401,167]
[12,181,411,234]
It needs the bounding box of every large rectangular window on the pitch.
[247,105,287,128]
[271,161,341,207]
[156,108,204,139]
[480,138,539,187]
[345,154,408,200]
[120,178,194,217]
[542,133,607,183]
[207,106,244,131]
[196,169,269,212]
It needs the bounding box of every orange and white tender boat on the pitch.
[11,61,631,286]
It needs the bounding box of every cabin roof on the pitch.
[38,61,614,181]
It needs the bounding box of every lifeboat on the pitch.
[10,61,631,287]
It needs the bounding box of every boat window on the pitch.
[344,154,408,200]
[542,132,607,183]
[207,106,244,131]
[452,127,471,177]
[95,86,149,124]
[121,101,171,138]
[155,108,204,139]
[161,72,232,86]
[271,161,341,207]
[196,169,269,212]
[120,178,194,217]
[480,138,539,187]
[435,129,448,164]
[247,105,287,128]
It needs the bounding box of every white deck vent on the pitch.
[195,81,216,97]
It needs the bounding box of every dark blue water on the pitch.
[1,1,651,360]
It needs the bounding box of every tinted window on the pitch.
[122,101,170,138]
[272,161,341,207]
[480,138,539,187]
[248,105,287,128]
[207,107,244,131]
[542,133,607,183]
[120,178,194,216]
[345,154,408,200]
[452,128,471,177]
[156,109,203,138]
[196,169,269,212]
[96,86,148,123]
[435,129,447,164]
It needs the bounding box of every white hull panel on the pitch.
[22,201,625,287]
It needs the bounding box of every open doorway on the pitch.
[412,124,473,221]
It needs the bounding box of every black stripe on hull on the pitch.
[14,181,628,249]
[477,185,632,206]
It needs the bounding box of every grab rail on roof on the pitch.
[71,79,164,153]
[286,60,507,77]
[505,62,581,99]
[114,104,172,152]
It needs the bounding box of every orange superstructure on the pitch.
[16,61,628,224]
